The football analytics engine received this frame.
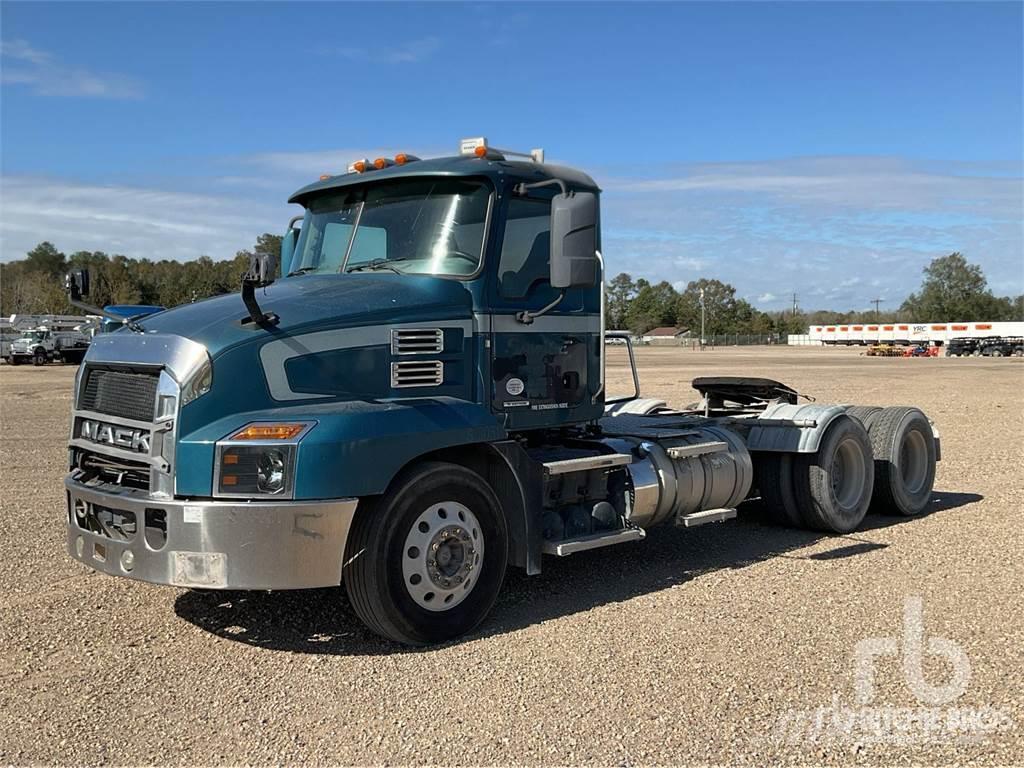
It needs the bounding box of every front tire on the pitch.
[343,461,508,646]
[33,349,47,366]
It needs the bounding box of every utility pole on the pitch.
[791,293,799,316]
[871,297,883,319]
[699,287,706,351]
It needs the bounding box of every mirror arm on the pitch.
[513,178,568,197]
[515,291,565,325]
[65,283,145,333]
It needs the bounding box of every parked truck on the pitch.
[63,139,940,645]
[8,327,90,365]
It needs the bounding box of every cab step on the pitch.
[678,507,737,527]
[541,527,645,556]
[542,453,632,476]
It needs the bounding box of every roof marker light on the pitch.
[373,157,392,169]
[319,174,331,180]
[394,153,420,165]
[347,158,370,174]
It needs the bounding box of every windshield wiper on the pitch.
[346,257,409,274]
[287,266,319,277]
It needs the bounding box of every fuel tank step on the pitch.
[541,527,645,556]
[677,507,738,528]
[542,453,633,476]
[665,441,729,459]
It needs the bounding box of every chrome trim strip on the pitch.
[68,439,168,471]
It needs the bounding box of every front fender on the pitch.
[175,397,506,498]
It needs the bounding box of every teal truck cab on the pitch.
[63,138,940,645]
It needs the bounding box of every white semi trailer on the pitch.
[809,321,1024,347]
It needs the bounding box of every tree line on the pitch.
[606,253,1021,335]
[1,240,1019,333]
[0,236,281,316]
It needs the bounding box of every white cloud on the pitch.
[0,39,144,99]
[0,176,284,262]
[320,37,441,64]
[595,156,1023,309]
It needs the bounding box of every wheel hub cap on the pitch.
[402,502,484,612]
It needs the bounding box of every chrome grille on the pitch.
[391,328,444,355]
[80,368,159,422]
[391,361,443,388]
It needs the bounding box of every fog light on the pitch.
[257,450,286,494]
[120,550,135,572]
[75,536,84,557]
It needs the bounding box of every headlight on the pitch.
[181,357,213,406]
[213,421,314,499]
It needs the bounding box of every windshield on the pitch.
[289,178,491,277]
[24,331,46,342]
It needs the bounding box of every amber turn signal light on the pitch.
[229,423,307,441]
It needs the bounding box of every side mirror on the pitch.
[244,250,278,287]
[549,192,598,289]
[65,269,90,299]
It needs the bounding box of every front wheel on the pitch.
[33,349,47,366]
[343,461,508,646]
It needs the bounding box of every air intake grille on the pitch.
[80,368,159,422]
[391,328,443,355]
[391,361,443,388]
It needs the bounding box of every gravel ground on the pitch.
[1,347,1021,766]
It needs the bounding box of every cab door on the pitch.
[487,192,600,429]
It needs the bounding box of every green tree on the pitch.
[626,280,678,334]
[605,272,636,329]
[24,241,66,276]
[900,253,1003,321]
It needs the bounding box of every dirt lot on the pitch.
[1,347,1022,766]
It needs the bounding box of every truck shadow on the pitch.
[173,490,981,656]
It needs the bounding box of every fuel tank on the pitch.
[603,425,753,528]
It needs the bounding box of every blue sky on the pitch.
[1,1,1021,310]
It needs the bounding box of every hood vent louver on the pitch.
[391,328,444,355]
[391,361,443,388]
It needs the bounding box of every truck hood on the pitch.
[136,274,475,357]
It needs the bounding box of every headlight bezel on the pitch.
[212,421,315,500]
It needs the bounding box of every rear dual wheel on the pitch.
[343,461,508,646]
[866,407,936,516]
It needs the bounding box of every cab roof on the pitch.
[287,155,600,206]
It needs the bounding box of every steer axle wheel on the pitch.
[343,461,507,646]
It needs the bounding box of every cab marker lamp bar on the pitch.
[214,422,315,499]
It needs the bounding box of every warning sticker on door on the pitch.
[505,377,525,396]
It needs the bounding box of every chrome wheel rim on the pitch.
[899,428,929,495]
[402,502,483,612]
[831,438,867,510]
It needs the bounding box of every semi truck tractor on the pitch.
[63,138,940,645]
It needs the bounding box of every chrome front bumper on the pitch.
[65,476,358,590]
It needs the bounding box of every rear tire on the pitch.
[793,415,874,533]
[845,405,882,431]
[343,461,508,646]
[756,453,802,528]
[866,407,936,516]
